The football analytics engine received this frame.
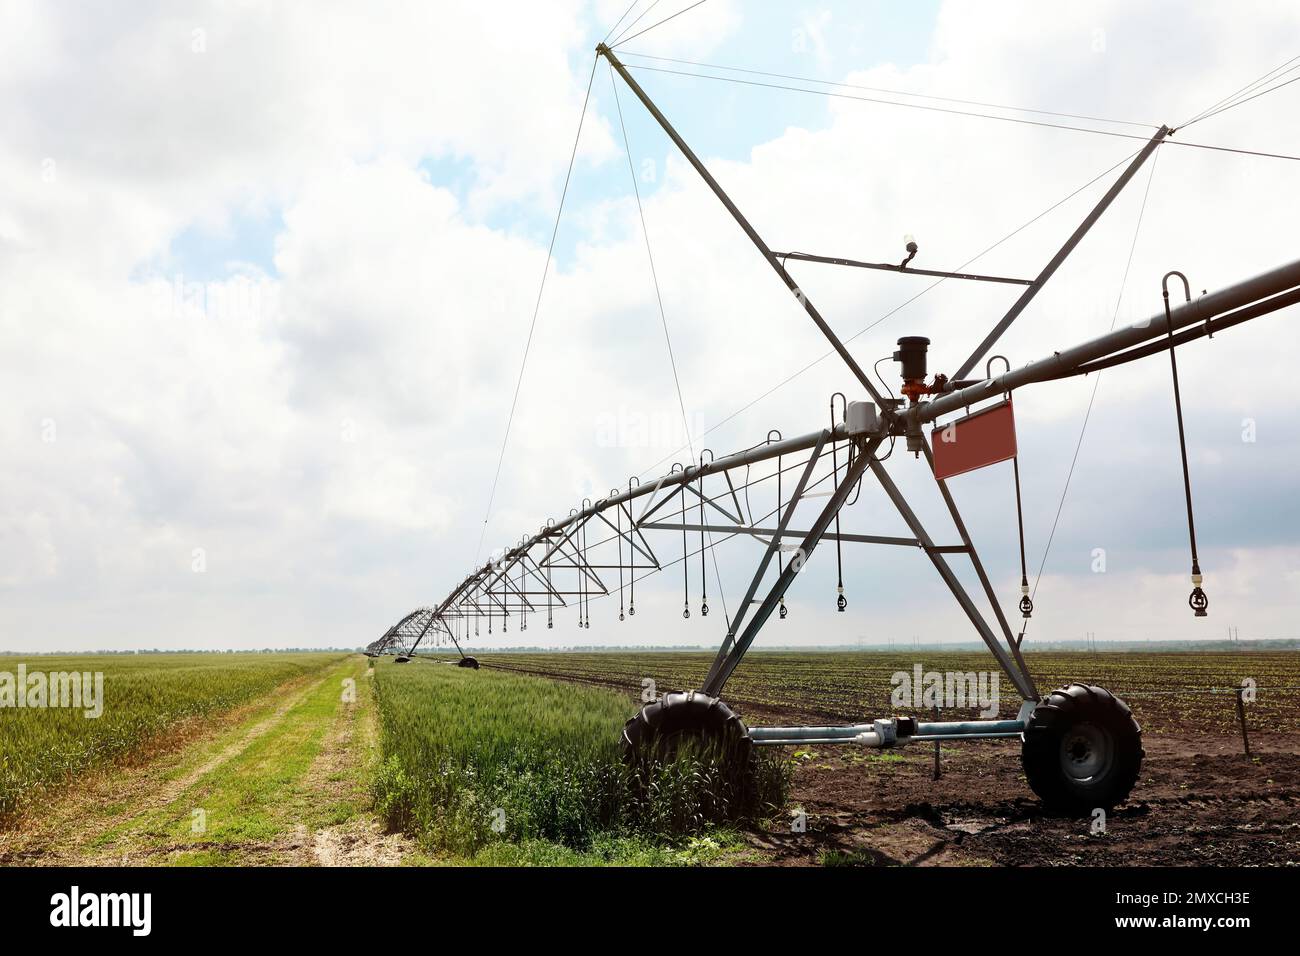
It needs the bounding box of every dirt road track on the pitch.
[0,657,417,867]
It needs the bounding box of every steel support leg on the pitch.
[924,444,1038,697]
[868,458,1039,701]
[703,438,879,696]
[703,430,830,689]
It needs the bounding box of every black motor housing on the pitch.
[894,336,930,381]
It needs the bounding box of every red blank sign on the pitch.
[931,399,1018,481]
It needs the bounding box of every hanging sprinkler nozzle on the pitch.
[1162,271,1209,619]
[1189,566,1209,617]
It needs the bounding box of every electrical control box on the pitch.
[844,401,879,437]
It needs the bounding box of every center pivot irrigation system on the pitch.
[370,41,1300,811]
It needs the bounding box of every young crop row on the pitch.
[0,652,344,821]
[480,650,1300,734]
[370,660,789,859]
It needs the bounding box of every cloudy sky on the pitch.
[2,0,1298,652]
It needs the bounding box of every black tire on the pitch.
[620,690,752,765]
[394,656,411,664]
[457,656,479,669]
[1021,683,1143,813]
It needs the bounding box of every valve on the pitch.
[894,336,931,404]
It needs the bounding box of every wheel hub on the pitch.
[1059,722,1112,782]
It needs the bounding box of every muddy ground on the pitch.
[731,698,1300,866]
[487,663,1300,866]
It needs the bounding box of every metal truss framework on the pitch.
[376,43,1300,716]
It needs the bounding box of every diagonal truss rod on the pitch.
[721,429,829,649]
[953,125,1170,380]
[703,433,875,694]
[926,443,1035,684]
[598,42,888,409]
[867,458,1038,700]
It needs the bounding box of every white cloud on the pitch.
[2,0,1298,651]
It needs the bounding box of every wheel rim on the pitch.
[1059,721,1113,783]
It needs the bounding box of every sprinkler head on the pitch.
[900,234,919,269]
